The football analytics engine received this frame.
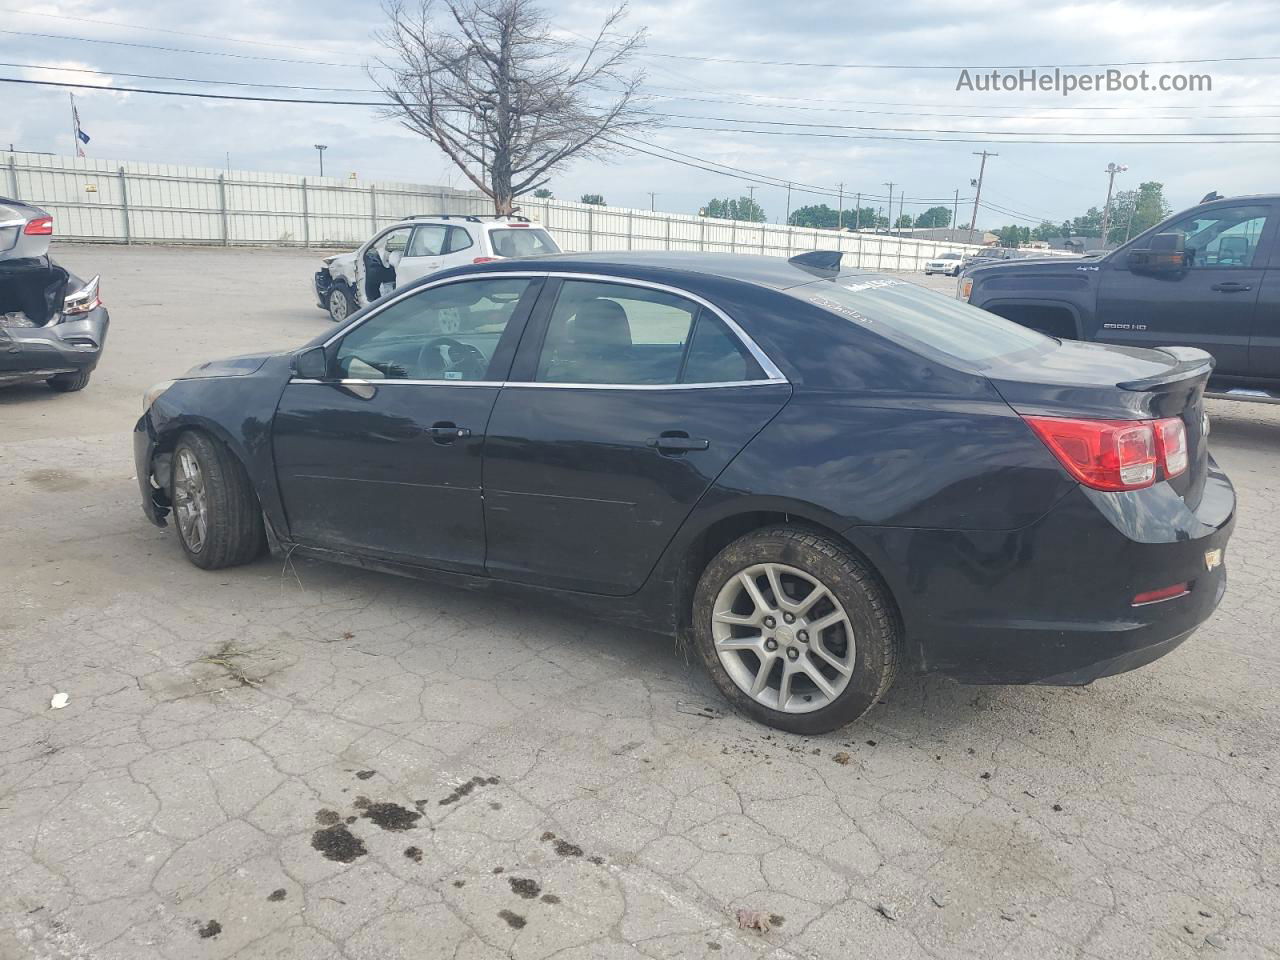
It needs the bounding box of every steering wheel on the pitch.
[415,337,487,380]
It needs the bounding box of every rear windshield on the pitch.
[796,276,1052,366]
[489,227,560,258]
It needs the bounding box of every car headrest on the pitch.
[567,299,631,347]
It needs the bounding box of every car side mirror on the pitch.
[1126,232,1186,275]
[291,345,331,380]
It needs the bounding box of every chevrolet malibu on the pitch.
[134,251,1234,733]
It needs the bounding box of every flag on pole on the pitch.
[71,95,91,157]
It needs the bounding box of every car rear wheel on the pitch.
[327,285,357,323]
[691,526,901,734]
[171,431,267,570]
[46,369,91,392]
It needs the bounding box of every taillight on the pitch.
[472,256,499,263]
[24,216,53,235]
[62,276,101,317]
[1024,415,1196,491]
[1156,418,1187,478]
[959,277,973,300]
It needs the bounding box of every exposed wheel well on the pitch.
[674,511,902,636]
[984,303,1079,339]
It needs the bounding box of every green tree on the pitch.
[1106,181,1171,245]
[705,196,767,222]
[532,188,554,199]
[788,204,838,228]
[1068,207,1104,238]
[580,193,606,206]
[995,224,1031,246]
[1032,220,1063,241]
[894,213,914,229]
[914,205,952,228]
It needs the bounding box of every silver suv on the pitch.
[314,214,562,323]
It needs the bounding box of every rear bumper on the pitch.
[0,306,109,385]
[852,463,1236,684]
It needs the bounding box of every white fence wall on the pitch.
[5,151,984,272]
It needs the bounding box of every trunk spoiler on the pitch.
[1118,346,1214,392]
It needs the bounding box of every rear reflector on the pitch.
[472,256,499,263]
[23,216,53,235]
[506,223,530,227]
[1132,582,1190,605]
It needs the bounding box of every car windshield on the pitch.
[489,227,560,258]
[795,275,1052,367]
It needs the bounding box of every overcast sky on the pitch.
[2,0,1277,228]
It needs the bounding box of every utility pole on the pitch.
[898,192,906,237]
[785,182,792,225]
[1099,162,1127,248]
[967,151,997,237]
[314,144,328,177]
[647,192,656,212]
[837,182,844,230]
[882,182,894,234]
[1124,196,1138,243]
[952,189,959,238]
[853,192,861,230]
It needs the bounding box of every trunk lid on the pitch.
[985,339,1213,508]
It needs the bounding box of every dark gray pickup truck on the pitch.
[961,193,1280,402]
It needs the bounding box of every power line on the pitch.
[0,29,368,67]
[650,110,1274,138]
[653,122,1280,145]
[634,49,1280,70]
[0,6,377,56]
[0,75,383,104]
[0,61,382,93]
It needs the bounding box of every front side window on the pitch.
[1154,204,1270,269]
[335,277,533,381]
[535,280,764,385]
[490,228,560,258]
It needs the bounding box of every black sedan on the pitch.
[134,251,1234,733]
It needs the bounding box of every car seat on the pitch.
[543,298,633,382]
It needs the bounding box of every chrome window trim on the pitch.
[290,377,786,390]
[315,270,788,385]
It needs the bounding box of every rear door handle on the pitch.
[647,433,709,452]
[429,421,471,443]
[1211,281,1252,292]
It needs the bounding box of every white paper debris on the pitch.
[50,693,69,710]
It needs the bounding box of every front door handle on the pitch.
[1211,281,1252,292]
[647,432,710,453]
[429,421,472,443]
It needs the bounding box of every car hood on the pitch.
[181,352,276,379]
[323,251,357,269]
[968,256,1095,277]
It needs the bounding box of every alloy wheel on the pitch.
[711,562,856,713]
[329,289,348,322]
[173,449,209,554]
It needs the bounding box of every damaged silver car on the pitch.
[1,198,109,393]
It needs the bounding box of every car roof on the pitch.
[386,216,540,231]
[475,251,883,291]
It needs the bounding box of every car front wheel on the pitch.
[327,285,357,323]
[171,431,267,569]
[691,526,902,734]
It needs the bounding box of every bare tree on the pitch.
[375,0,649,214]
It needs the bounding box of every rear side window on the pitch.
[490,228,559,258]
[798,276,1051,367]
[535,280,765,385]
[446,226,473,254]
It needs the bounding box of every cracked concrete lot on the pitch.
[2,246,1278,960]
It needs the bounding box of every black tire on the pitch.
[691,526,902,734]
[327,284,358,323]
[170,431,267,570]
[46,369,91,392]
